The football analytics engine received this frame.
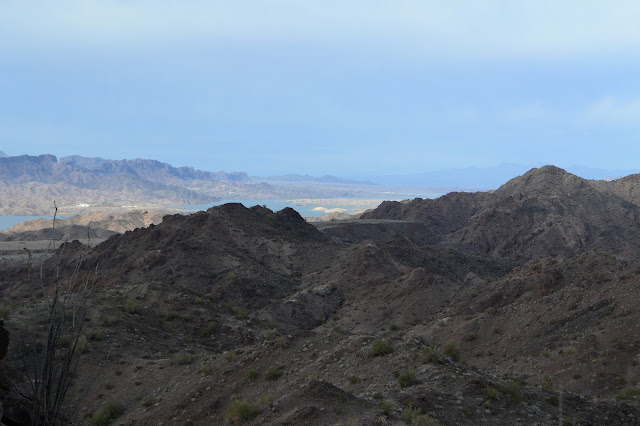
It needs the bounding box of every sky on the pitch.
[2,1,640,177]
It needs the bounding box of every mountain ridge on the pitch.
[362,165,640,259]
[3,176,640,424]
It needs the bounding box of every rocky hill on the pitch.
[363,165,640,260]
[2,210,166,236]
[2,169,640,425]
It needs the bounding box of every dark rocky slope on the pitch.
[363,165,640,259]
[2,192,640,424]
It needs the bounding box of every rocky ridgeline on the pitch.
[363,165,640,259]
[1,166,640,424]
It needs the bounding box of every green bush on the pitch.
[225,398,260,421]
[140,396,157,407]
[264,365,283,380]
[275,335,289,349]
[413,414,442,426]
[616,386,640,400]
[245,369,259,381]
[0,306,10,319]
[379,400,394,415]
[90,398,125,426]
[482,386,498,400]
[199,363,216,376]
[401,402,442,425]
[89,329,103,341]
[443,340,460,362]
[370,338,392,357]
[419,346,443,363]
[497,380,524,403]
[258,393,274,407]
[76,335,87,353]
[201,321,216,337]
[222,351,239,362]
[124,299,139,314]
[234,306,249,319]
[170,353,193,366]
[397,370,419,388]
[463,332,477,342]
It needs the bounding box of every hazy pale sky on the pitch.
[2,1,640,176]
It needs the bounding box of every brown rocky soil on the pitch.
[1,166,640,425]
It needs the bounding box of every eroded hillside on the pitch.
[2,166,640,425]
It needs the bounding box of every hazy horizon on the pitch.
[2,1,640,176]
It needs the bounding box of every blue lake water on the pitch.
[1,195,442,231]
[177,199,378,217]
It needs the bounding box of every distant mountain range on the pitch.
[257,173,375,185]
[0,154,393,215]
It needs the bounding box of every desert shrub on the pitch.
[225,398,260,421]
[76,335,87,353]
[170,353,193,366]
[397,370,419,388]
[222,350,239,362]
[245,369,259,381]
[258,393,274,407]
[199,363,216,376]
[201,321,216,337]
[463,332,477,342]
[140,396,157,407]
[482,386,498,400]
[443,340,460,361]
[165,310,179,320]
[89,398,125,426]
[264,365,283,380]
[99,316,113,327]
[0,306,10,319]
[401,402,421,422]
[616,386,640,400]
[124,299,139,314]
[21,232,99,425]
[419,345,444,363]
[401,402,441,425]
[413,414,442,426]
[89,329,103,341]
[275,335,289,349]
[263,329,276,340]
[370,338,392,357]
[497,380,524,403]
[234,306,249,319]
[379,400,393,415]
